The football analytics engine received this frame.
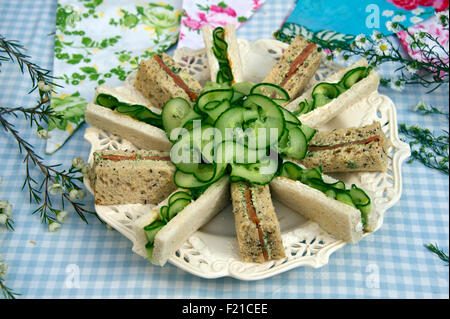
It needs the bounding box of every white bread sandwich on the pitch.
[298,122,390,173]
[230,181,285,263]
[262,36,321,101]
[270,161,378,243]
[134,53,203,108]
[285,58,379,128]
[90,149,176,205]
[134,176,230,266]
[202,24,244,85]
[85,84,172,151]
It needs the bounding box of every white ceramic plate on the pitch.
[83,39,411,280]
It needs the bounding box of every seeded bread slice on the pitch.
[298,122,390,172]
[263,36,321,101]
[91,149,176,205]
[134,53,202,108]
[270,177,364,243]
[231,182,285,263]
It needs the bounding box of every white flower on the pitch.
[0,200,8,209]
[48,183,64,195]
[37,81,51,93]
[56,210,69,223]
[0,214,8,225]
[410,16,423,24]
[371,30,384,43]
[389,78,405,91]
[3,203,12,217]
[354,34,370,49]
[392,15,406,22]
[37,129,49,139]
[81,164,90,176]
[374,40,392,55]
[76,189,86,199]
[72,157,85,169]
[405,62,418,75]
[69,189,86,200]
[386,21,401,33]
[49,221,61,232]
[412,8,424,15]
[0,261,8,278]
[382,10,394,17]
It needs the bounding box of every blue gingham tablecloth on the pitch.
[0,0,448,299]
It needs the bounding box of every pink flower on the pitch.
[182,13,204,31]
[198,12,208,22]
[252,0,264,11]
[387,0,419,10]
[210,4,237,17]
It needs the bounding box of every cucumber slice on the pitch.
[230,156,278,185]
[325,189,337,199]
[168,191,192,206]
[340,66,367,89]
[195,89,234,114]
[96,93,118,109]
[162,98,201,141]
[280,161,303,180]
[358,202,371,227]
[145,242,155,262]
[281,107,301,125]
[213,140,266,165]
[312,93,332,108]
[349,184,370,206]
[159,206,169,223]
[336,192,357,208]
[232,81,255,96]
[277,123,307,160]
[299,124,316,141]
[250,83,290,102]
[300,167,322,181]
[214,106,245,141]
[144,219,165,245]
[312,82,339,98]
[296,100,313,115]
[167,198,191,220]
[203,99,231,123]
[329,181,346,190]
[242,94,285,147]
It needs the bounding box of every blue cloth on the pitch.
[0,0,448,298]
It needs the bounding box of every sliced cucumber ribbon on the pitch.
[293,66,372,116]
[144,190,194,261]
[95,93,163,128]
[279,161,371,227]
[212,27,234,85]
[161,82,317,190]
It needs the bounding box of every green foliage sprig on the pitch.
[0,254,20,299]
[425,243,449,265]
[0,35,98,227]
[399,123,449,175]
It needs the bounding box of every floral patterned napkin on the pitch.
[177,0,265,50]
[397,9,449,75]
[47,0,182,154]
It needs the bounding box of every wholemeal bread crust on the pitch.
[134,53,202,108]
[299,122,390,172]
[270,177,364,243]
[202,25,244,84]
[231,182,285,263]
[263,36,321,100]
[285,58,379,128]
[91,149,176,206]
[85,103,172,151]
